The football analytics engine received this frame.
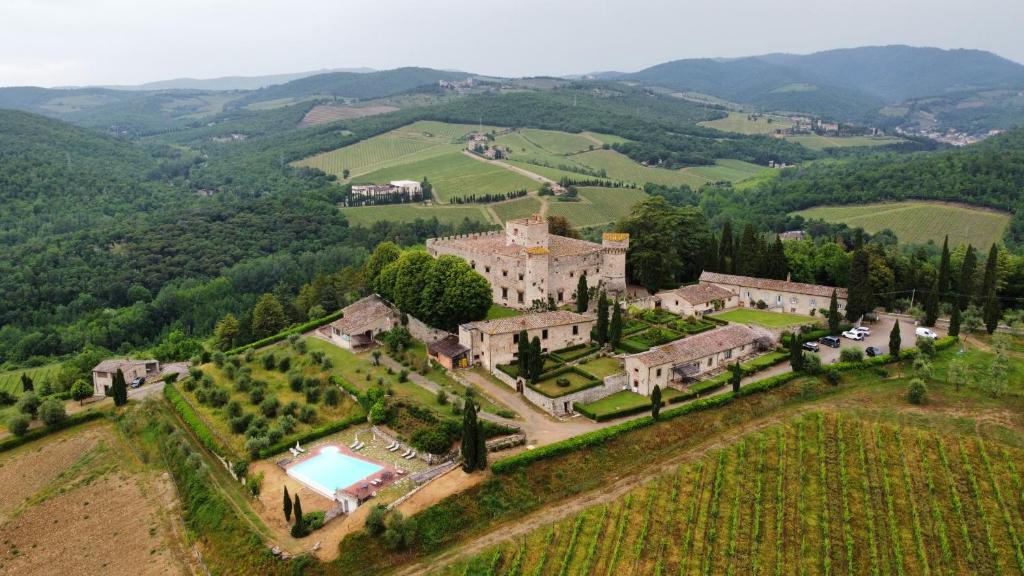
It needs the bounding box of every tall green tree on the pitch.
[283,486,292,522]
[983,291,1000,334]
[981,244,1001,333]
[214,313,240,351]
[292,493,303,530]
[948,304,962,337]
[956,245,977,311]
[516,331,530,375]
[251,293,287,339]
[71,380,93,404]
[845,231,872,321]
[20,373,32,393]
[364,241,402,286]
[888,319,902,357]
[618,197,711,292]
[112,368,128,407]
[936,235,951,303]
[718,221,734,273]
[827,289,840,335]
[736,224,761,277]
[474,407,487,471]
[923,278,940,327]
[461,400,480,472]
[789,334,804,372]
[392,251,434,319]
[528,337,543,383]
[576,274,589,313]
[767,236,788,280]
[651,385,662,419]
[609,298,623,349]
[729,362,743,393]
[595,291,609,345]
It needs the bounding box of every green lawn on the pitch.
[784,134,904,151]
[792,201,1011,248]
[577,356,623,379]
[546,187,650,227]
[492,196,543,222]
[710,308,818,328]
[340,203,493,227]
[485,304,522,320]
[698,112,794,134]
[530,368,600,398]
[578,390,649,417]
[686,159,767,183]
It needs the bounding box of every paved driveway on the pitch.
[814,315,939,364]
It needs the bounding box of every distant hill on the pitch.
[622,45,1024,124]
[232,67,471,108]
[99,68,375,91]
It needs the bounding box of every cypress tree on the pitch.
[112,368,128,407]
[651,385,662,419]
[769,236,788,279]
[292,494,303,530]
[576,274,589,313]
[595,291,609,345]
[729,362,743,393]
[20,373,33,393]
[609,298,623,349]
[828,290,840,335]
[461,401,479,472]
[888,319,902,358]
[475,407,487,471]
[718,222,734,273]
[789,333,804,372]
[936,236,951,302]
[516,331,530,375]
[923,278,939,327]
[529,337,542,383]
[983,290,1000,334]
[948,304,962,337]
[956,245,977,311]
[283,486,292,522]
[980,244,999,299]
[846,231,871,321]
[737,224,760,276]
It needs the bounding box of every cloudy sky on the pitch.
[2,0,1022,87]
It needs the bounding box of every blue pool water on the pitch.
[288,446,383,497]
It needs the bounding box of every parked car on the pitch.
[852,326,871,336]
[819,336,841,348]
[865,346,883,357]
[842,330,865,341]
[915,327,938,340]
[802,341,820,352]
[130,376,145,388]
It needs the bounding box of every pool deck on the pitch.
[285,443,403,502]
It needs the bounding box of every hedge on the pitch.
[258,411,367,459]
[704,315,729,326]
[549,344,600,363]
[0,409,107,453]
[616,339,650,354]
[526,366,603,399]
[164,383,230,458]
[492,336,959,473]
[225,309,345,355]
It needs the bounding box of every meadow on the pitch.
[431,412,1024,576]
[359,151,535,202]
[711,308,818,328]
[492,196,543,222]
[793,201,1012,248]
[546,187,650,227]
[574,149,710,188]
[340,203,493,227]
[699,112,794,134]
[785,134,905,150]
[686,159,768,183]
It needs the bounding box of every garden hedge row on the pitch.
[0,409,107,453]
[224,309,345,355]
[493,337,957,473]
[526,366,603,399]
[258,412,367,460]
[164,383,230,458]
[549,344,599,363]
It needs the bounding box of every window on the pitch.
[745,290,751,298]
[790,296,798,304]
[470,261,476,269]
[724,349,732,359]
[518,292,524,303]
[485,265,490,273]
[518,273,524,281]
[569,271,574,278]
[502,270,508,277]
[542,329,548,340]
[480,333,485,342]
[502,287,508,299]
[810,298,817,307]
[707,358,713,367]
[656,368,662,378]
[513,333,519,344]
[572,325,579,335]
[557,291,563,302]
[776,295,783,304]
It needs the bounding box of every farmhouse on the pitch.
[458,310,594,371]
[426,214,628,309]
[91,358,160,396]
[699,271,847,316]
[351,180,423,199]
[654,283,738,317]
[624,324,773,396]
[324,294,400,350]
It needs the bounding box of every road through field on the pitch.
[461,150,553,217]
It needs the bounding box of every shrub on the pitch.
[224,364,237,380]
[231,460,248,479]
[299,405,317,424]
[277,356,291,372]
[7,413,31,436]
[365,505,387,535]
[267,426,284,444]
[246,472,264,497]
[230,414,253,434]
[282,400,300,417]
[321,358,333,371]
[824,369,842,386]
[304,510,325,532]
[260,397,280,418]
[305,386,321,404]
[908,378,927,404]
[368,399,389,424]
[162,372,179,384]
[839,348,864,363]
[234,374,252,392]
[183,378,197,392]
[213,352,225,367]
[262,354,276,371]
[245,436,270,459]
[248,387,265,405]
[412,426,454,454]
[278,414,297,434]
[556,378,570,388]
[209,387,230,408]
[246,416,269,438]
[16,392,40,416]
[436,390,449,405]
[188,367,204,380]
[226,400,243,418]
[324,387,340,406]
[398,370,409,383]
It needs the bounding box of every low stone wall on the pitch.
[490,368,517,388]
[522,377,620,417]
[487,433,527,452]
[406,315,451,345]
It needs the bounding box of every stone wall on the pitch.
[405,315,450,345]
[522,377,620,417]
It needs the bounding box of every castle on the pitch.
[426,214,628,309]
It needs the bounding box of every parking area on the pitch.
[810,315,940,364]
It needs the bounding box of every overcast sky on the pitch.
[2,0,1022,87]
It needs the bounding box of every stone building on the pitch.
[699,271,847,316]
[325,294,400,350]
[426,214,628,309]
[458,310,594,371]
[91,359,160,396]
[624,324,773,396]
[654,283,738,317]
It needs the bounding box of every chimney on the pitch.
[786,272,792,282]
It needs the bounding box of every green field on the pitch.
[0,363,64,396]
[576,356,623,379]
[493,196,543,222]
[485,305,522,320]
[699,112,794,134]
[433,412,1024,576]
[711,308,817,328]
[686,159,768,183]
[792,201,1012,248]
[547,187,650,227]
[361,152,536,202]
[785,134,904,150]
[519,128,597,155]
[340,203,493,226]
[574,149,709,188]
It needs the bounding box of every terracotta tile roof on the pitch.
[699,271,847,299]
[465,311,593,335]
[427,335,469,358]
[329,294,397,335]
[547,235,603,257]
[93,358,157,373]
[661,283,736,305]
[631,324,769,367]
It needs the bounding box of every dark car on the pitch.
[130,376,145,388]
[819,336,841,348]
[865,346,883,357]
[802,341,820,352]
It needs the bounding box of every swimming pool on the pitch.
[287,446,383,499]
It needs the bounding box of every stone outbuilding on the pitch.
[325,294,400,351]
[426,335,471,370]
[699,271,847,316]
[458,310,594,371]
[655,283,738,317]
[91,359,160,396]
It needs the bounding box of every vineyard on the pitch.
[547,187,650,227]
[0,362,63,396]
[430,412,1024,576]
[573,149,712,188]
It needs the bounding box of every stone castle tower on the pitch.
[601,232,629,295]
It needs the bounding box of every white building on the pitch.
[458,311,594,371]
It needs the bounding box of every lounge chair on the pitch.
[396,469,406,475]
[349,439,359,449]
[289,448,299,456]
[400,449,411,458]
[405,451,416,460]
[355,442,365,450]
[389,444,401,452]
[295,441,305,453]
